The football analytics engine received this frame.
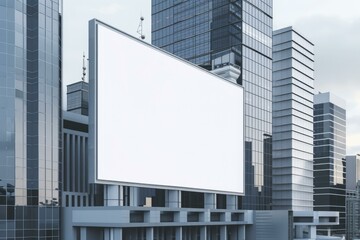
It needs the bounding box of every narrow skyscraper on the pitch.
[314,92,346,236]
[152,0,273,210]
[0,0,62,239]
[272,27,314,211]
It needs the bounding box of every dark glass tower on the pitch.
[66,81,89,116]
[314,92,346,237]
[0,0,62,239]
[152,0,273,210]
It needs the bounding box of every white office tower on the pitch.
[272,27,315,211]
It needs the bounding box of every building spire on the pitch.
[82,53,86,82]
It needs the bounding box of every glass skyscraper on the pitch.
[66,81,89,116]
[0,0,62,239]
[272,27,314,211]
[314,92,346,236]
[152,0,273,210]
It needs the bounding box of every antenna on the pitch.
[137,16,145,40]
[81,53,86,82]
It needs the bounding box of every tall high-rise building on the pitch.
[0,0,62,239]
[314,92,346,236]
[152,0,273,210]
[272,27,315,211]
[346,154,360,191]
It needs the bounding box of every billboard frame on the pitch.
[88,19,245,195]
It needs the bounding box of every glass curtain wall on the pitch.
[152,0,273,210]
[0,0,62,239]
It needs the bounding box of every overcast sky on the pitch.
[63,0,360,154]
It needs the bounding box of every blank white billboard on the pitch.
[91,21,244,194]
